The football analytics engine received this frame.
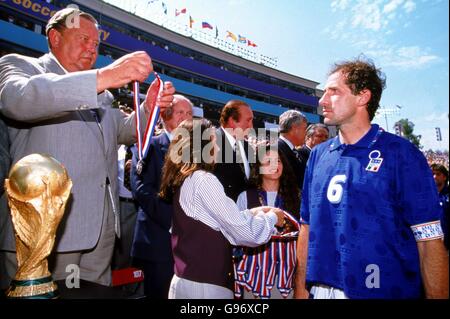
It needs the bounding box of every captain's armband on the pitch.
[410,221,444,242]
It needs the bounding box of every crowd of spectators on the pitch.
[424,150,449,169]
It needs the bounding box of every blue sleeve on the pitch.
[130,142,172,230]
[300,149,316,225]
[397,141,441,226]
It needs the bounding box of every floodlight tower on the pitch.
[375,105,402,132]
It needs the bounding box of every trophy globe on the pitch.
[4,153,72,298]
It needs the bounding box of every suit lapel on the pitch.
[158,132,170,154]
[235,140,248,178]
[40,54,107,155]
[278,139,294,162]
[219,128,248,179]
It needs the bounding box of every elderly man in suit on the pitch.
[277,110,308,189]
[214,100,255,202]
[0,8,175,290]
[297,123,329,165]
[130,94,193,298]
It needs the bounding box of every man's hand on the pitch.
[294,224,310,299]
[96,51,153,93]
[294,287,310,299]
[144,80,175,114]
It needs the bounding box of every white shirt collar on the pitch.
[279,135,295,150]
[221,127,250,179]
[48,52,69,74]
[164,129,173,141]
[222,126,238,149]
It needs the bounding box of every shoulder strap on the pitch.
[246,188,261,209]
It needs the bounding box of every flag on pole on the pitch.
[189,15,195,28]
[226,31,237,41]
[175,8,187,16]
[202,21,213,29]
[238,35,247,43]
[247,40,257,47]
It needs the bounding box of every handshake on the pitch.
[96,51,175,113]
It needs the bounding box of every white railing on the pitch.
[102,0,278,68]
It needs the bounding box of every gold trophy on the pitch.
[4,154,72,298]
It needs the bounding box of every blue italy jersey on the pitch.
[300,124,442,299]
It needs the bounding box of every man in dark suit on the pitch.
[130,95,193,298]
[297,123,329,165]
[214,100,255,202]
[277,110,308,189]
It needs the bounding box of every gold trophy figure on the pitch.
[4,154,72,298]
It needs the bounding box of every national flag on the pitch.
[175,8,187,16]
[189,15,194,28]
[238,35,247,43]
[226,31,237,41]
[247,40,257,47]
[161,2,167,14]
[202,21,213,29]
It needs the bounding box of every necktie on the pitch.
[236,140,250,180]
[123,146,133,191]
[293,148,302,161]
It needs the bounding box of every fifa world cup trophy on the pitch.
[4,154,72,298]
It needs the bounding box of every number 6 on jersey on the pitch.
[327,175,347,204]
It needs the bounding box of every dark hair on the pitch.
[46,8,98,48]
[329,58,386,121]
[431,163,449,179]
[219,100,250,127]
[159,118,215,202]
[250,145,300,219]
[306,123,329,139]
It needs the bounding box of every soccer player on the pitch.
[294,58,449,299]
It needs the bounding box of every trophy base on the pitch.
[6,276,59,299]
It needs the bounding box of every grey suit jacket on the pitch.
[0,116,10,195]
[0,53,147,252]
[0,116,10,248]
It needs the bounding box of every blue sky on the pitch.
[109,0,449,151]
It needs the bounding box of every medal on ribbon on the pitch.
[133,73,164,175]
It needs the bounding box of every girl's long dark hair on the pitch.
[250,144,300,219]
[159,119,214,202]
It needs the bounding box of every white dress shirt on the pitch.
[179,170,277,247]
[117,145,133,199]
[236,191,278,211]
[221,127,250,179]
